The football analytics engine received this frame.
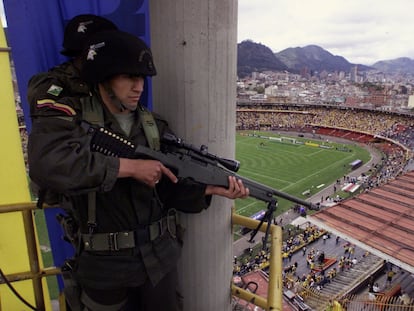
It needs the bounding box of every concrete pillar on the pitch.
[149,1,237,310]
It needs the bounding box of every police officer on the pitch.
[28,29,249,310]
[27,14,118,123]
[27,14,118,210]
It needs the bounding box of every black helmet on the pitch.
[61,14,118,57]
[80,30,157,84]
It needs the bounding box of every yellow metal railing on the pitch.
[1,203,283,311]
[231,213,283,311]
[0,202,61,311]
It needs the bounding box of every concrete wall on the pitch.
[149,1,238,310]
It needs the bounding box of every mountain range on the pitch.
[237,40,414,78]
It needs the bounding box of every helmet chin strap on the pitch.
[102,83,137,112]
[124,102,139,112]
[113,98,137,112]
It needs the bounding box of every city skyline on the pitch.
[2,1,414,66]
[238,0,414,66]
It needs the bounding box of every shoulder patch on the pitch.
[36,99,77,116]
[47,84,64,97]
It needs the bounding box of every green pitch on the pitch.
[234,131,371,218]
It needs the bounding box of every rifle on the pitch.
[82,122,316,247]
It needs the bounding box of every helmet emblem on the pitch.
[138,49,151,62]
[77,21,93,33]
[138,49,155,71]
[87,42,105,60]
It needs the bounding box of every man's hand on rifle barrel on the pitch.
[205,176,249,199]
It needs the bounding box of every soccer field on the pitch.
[234,131,371,218]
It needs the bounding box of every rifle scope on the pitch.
[162,133,240,172]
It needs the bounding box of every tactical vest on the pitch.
[80,96,161,235]
[81,95,160,151]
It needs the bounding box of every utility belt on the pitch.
[81,210,178,252]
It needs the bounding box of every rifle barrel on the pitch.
[238,175,313,208]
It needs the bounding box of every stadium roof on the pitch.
[308,171,414,274]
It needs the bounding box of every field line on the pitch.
[237,200,263,214]
[281,153,356,192]
[239,169,293,184]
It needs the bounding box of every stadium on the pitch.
[232,101,414,310]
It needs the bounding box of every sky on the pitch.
[238,0,414,65]
[1,1,413,66]
[0,1,5,27]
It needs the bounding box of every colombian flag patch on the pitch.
[36,99,76,116]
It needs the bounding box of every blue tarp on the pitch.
[3,0,150,290]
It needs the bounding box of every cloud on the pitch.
[0,0,6,27]
[238,0,414,65]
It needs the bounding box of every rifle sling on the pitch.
[139,105,160,151]
[81,99,161,232]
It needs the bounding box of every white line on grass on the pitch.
[281,152,356,192]
[237,200,263,214]
[237,150,357,215]
[240,169,293,184]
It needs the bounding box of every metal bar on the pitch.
[0,202,61,310]
[231,284,268,309]
[0,202,54,213]
[0,268,61,284]
[268,224,283,311]
[232,213,283,311]
[22,209,45,310]
[0,202,60,311]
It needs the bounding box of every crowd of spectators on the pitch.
[362,147,407,190]
[282,225,325,255]
[237,105,414,149]
[385,124,414,150]
[233,224,321,272]
[233,224,330,286]
[282,240,373,297]
[278,231,365,297]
